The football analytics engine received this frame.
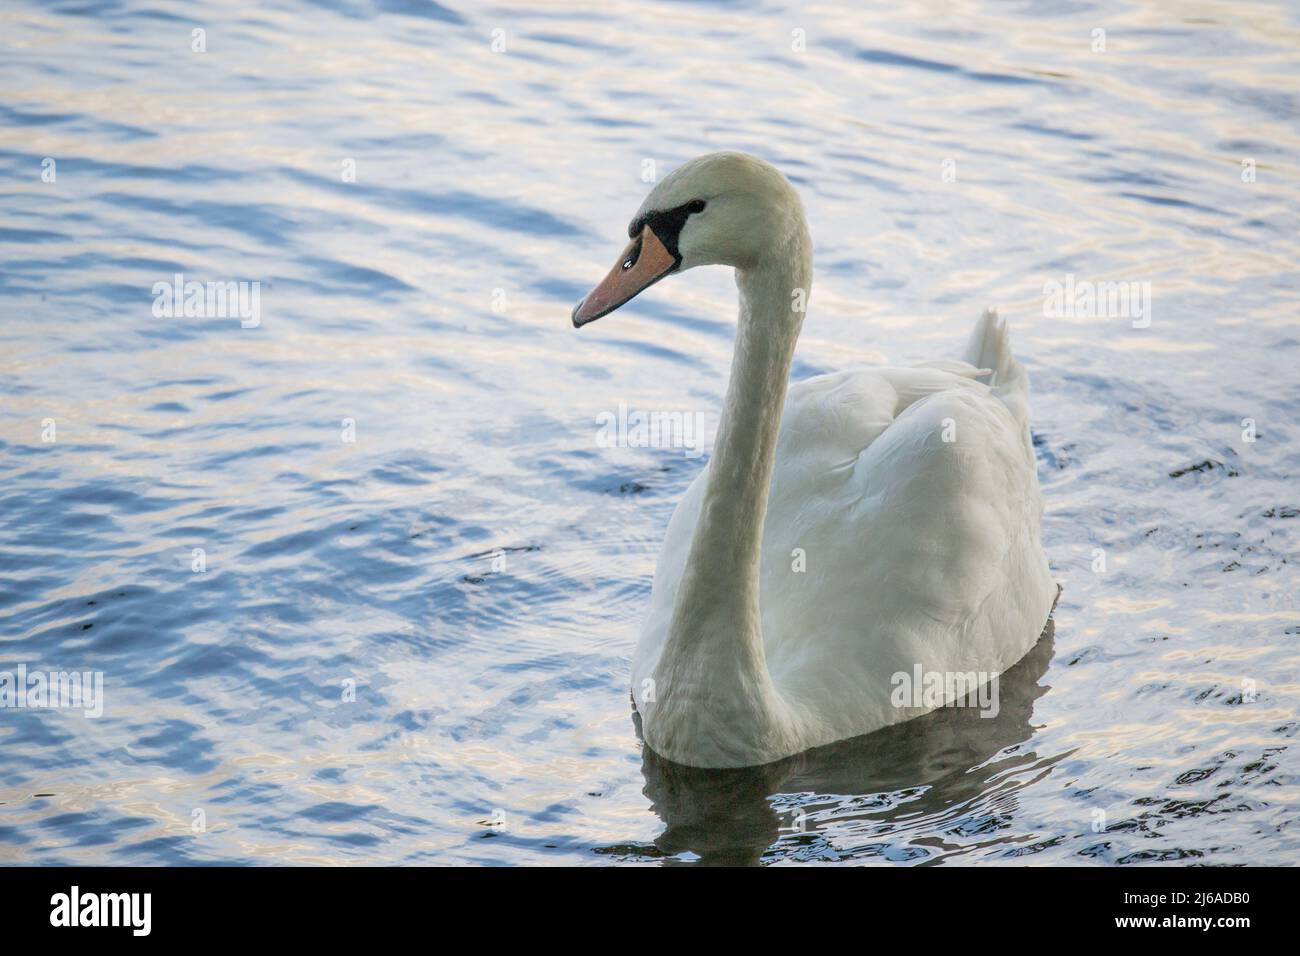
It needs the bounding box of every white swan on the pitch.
[573,152,1057,769]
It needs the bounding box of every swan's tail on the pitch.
[962,308,1015,387]
[962,308,1031,423]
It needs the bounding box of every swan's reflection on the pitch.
[633,622,1057,865]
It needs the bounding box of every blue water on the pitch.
[1,0,1298,865]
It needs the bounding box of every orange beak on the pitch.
[572,226,678,328]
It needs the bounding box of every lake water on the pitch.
[1,0,1297,865]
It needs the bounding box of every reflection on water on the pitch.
[632,624,1058,866]
[0,0,1298,865]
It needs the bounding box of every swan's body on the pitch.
[573,152,1056,768]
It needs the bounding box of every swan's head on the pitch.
[572,151,804,327]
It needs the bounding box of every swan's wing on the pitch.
[756,361,1055,740]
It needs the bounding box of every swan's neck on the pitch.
[660,237,811,709]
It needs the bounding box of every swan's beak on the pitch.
[572,226,677,328]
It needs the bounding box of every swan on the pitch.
[572,152,1057,769]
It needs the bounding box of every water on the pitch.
[1,0,1298,866]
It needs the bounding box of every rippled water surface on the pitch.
[2,0,1298,865]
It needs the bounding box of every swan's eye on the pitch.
[687,199,706,214]
[622,236,643,270]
